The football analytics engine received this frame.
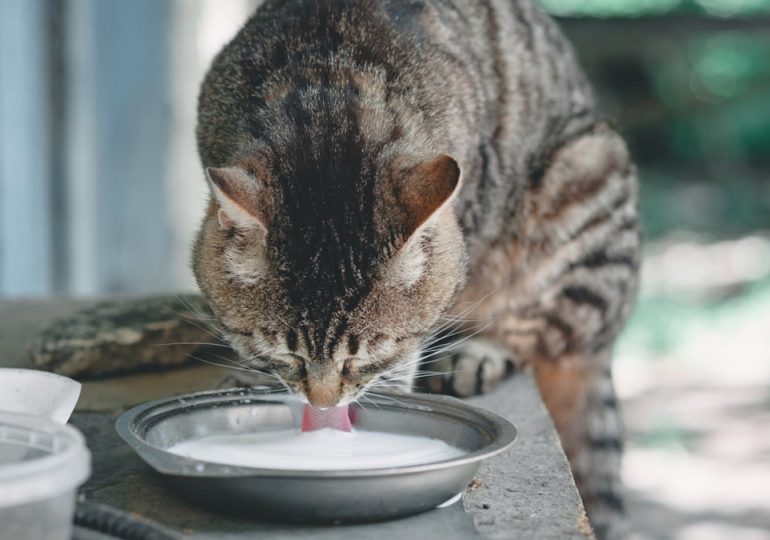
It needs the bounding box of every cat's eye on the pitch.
[281,354,307,376]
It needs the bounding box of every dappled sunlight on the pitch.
[616,235,770,538]
[641,234,770,297]
[674,522,769,540]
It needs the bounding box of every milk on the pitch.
[168,428,464,470]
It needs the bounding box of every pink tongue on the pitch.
[301,404,352,432]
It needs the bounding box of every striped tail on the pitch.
[571,364,629,540]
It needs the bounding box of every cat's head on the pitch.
[194,128,466,407]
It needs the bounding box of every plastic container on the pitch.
[0,411,91,540]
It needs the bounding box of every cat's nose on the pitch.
[304,365,344,407]
[306,384,341,408]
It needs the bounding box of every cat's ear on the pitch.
[206,166,268,237]
[393,154,461,237]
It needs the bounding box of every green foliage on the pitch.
[694,0,770,16]
[538,0,680,17]
[538,0,770,16]
[659,33,770,167]
[618,275,770,359]
[561,21,770,172]
[638,169,770,240]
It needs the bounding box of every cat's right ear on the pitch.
[206,166,268,238]
[391,154,462,238]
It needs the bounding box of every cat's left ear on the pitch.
[392,154,461,238]
[206,166,269,237]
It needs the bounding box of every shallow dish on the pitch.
[115,387,516,523]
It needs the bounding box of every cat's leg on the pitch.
[419,333,628,540]
[534,351,628,540]
[423,125,639,539]
[514,126,638,540]
[419,335,629,540]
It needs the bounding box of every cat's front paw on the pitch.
[420,338,519,397]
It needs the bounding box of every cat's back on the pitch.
[198,0,596,168]
[196,0,433,167]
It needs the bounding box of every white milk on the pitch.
[168,428,464,470]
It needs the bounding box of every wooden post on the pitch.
[65,0,172,294]
[0,0,53,296]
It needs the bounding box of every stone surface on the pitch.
[26,295,215,377]
[0,298,593,539]
[467,384,594,539]
[0,297,99,369]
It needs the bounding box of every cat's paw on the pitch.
[420,338,519,397]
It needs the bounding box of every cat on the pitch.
[193,1,640,538]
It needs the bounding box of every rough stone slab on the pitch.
[0,298,99,369]
[25,295,215,377]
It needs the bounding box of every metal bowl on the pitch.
[115,387,516,523]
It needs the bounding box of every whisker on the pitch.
[162,298,224,341]
[267,372,295,395]
[151,342,232,348]
[427,282,506,336]
[409,370,459,378]
[172,294,222,328]
[187,349,286,387]
[187,354,267,375]
[272,313,292,330]
[418,321,493,363]
[354,393,381,410]
[364,391,412,408]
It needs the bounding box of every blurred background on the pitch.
[1,1,768,538]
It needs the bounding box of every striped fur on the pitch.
[193,1,640,538]
[436,125,639,539]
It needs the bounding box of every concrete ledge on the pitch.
[467,379,594,539]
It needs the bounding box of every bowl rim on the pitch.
[115,387,516,479]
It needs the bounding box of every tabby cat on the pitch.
[193,1,640,538]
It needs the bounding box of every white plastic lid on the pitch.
[0,368,82,424]
[0,411,91,508]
